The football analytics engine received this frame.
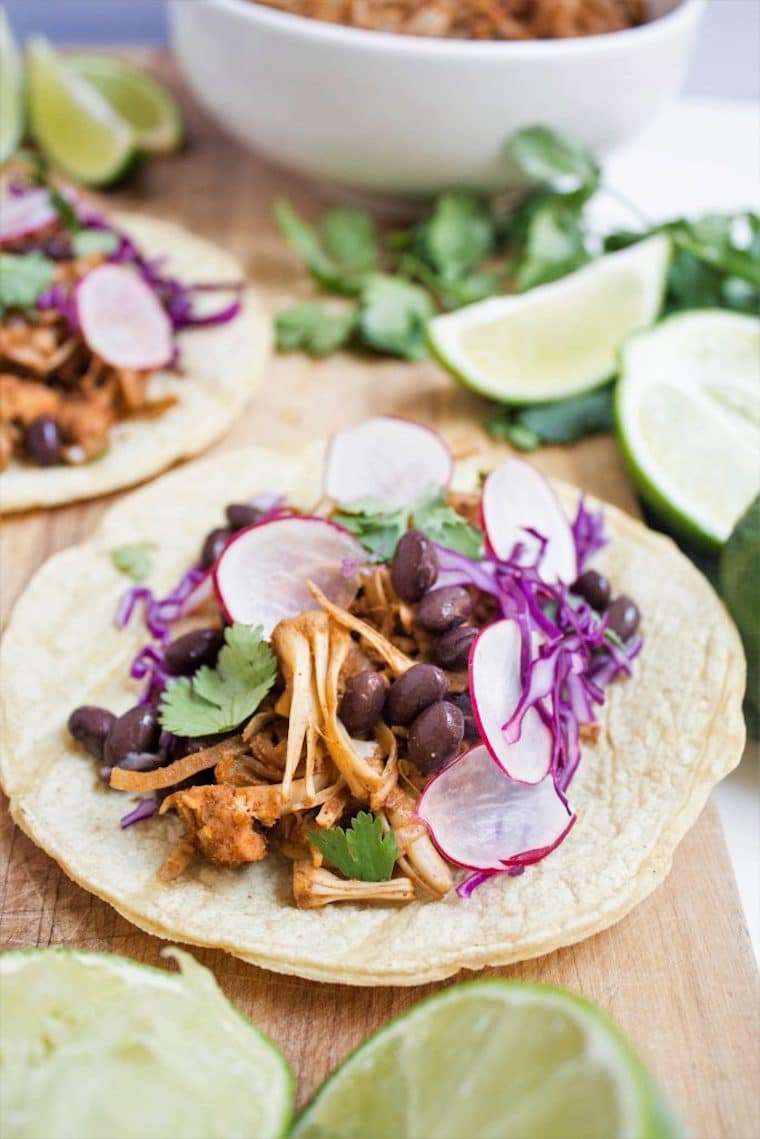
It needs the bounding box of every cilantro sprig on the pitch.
[0,252,55,319]
[309,812,398,882]
[159,624,277,737]
[274,124,759,447]
[333,489,484,561]
[111,542,156,582]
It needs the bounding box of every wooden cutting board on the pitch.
[1,51,757,1138]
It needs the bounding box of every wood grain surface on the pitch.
[1,51,758,1139]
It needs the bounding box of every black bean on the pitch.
[607,595,641,641]
[391,529,439,603]
[409,701,464,775]
[339,671,387,736]
[200,527,232,569]
[114,751,166,773]
[104,706,160,767]
[446,691,480,740]
[435,625,478,671]
[68,705,117,759]
[225,503,264,531]
[416,586,472,635]
[164,627,225,676]
[385,663,448,727]
[25,416,62,467]
[571,570,612,611]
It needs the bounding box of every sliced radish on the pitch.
[76,263,173,370]
[469,619,553,784]
[214,516,365,636]
[0,188,59,243]
[482,459,576,583]
[417,744,575,872]
[324,416,453,507]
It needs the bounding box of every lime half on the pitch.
[617,309,760,548]
[0,948,294,1139]
[429,236,670,404]
[69,54,182,154]
[0,6,25,162]
[27,37,138,186]
[292,980,679,1139]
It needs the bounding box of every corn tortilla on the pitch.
[0,443,746,984]
[0,214,270,512]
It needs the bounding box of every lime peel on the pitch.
[428,235,670,405]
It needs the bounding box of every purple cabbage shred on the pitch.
[120,797,158,829]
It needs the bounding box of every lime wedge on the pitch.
[27,37,138,186]
[292,980,679,1139]
[68,54,182,154]
[429,236,670,404]
[0,948,294,1139]
[617,309,760,548]
[0,6,25,162]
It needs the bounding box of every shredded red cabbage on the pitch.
[572,496,608,572]
[120,796,158,829]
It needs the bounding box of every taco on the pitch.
[0,169,268,511]
[0,418,745,985]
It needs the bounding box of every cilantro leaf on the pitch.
[423,192,495,281]
[49,187,81,233]
[111,542,156,582]
[322,208,378,273]
[507,126,600,196]
[72,229,119,258]
[332,496,408,560]
[309,812,398,881]
[274,200,369,295]
[412,491,484,558]
[487,387,615,450]
[0,252,55,318]
[358,273,433,360]
[159,624,277,737]
[275,302,356,355]
[515,197,592,290]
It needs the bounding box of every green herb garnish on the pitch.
[275,302,356,356]
[333,489,483,560]
[72,229,120,258]
[357,273,433,360]
[0,252,55,319]
[159,624,277,737]
[488,386,615,450]
[111,542,156,582]
[309,812,398,881]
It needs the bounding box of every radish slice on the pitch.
[214,516,365,636]
[76,264,173,369]
[417,744,575,872]
[469,619,553,784]
[482,459,576,583]
[0,188,59,243]
[324,417,453,507]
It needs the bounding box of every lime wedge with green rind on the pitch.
[428,235,670,405]
[617,309,760,549]
[68,54,182,154]
[0,6,25,162]
[27,37,139,186]
[291,980,681,1139]
[0,947,294,1139]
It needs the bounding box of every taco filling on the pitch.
[0,166,243,470]
[66,418,642,906]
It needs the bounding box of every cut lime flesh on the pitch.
[27,37,138,186]
[617,309,760,548]
[292,980,678,1139]
[68,54,182,154]
[0,7,25,162]
[429,236,670,404]
[0,948,294,1139]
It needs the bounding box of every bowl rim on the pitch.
[185,0,706,57]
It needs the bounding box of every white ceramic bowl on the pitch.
[170,0,705,201]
